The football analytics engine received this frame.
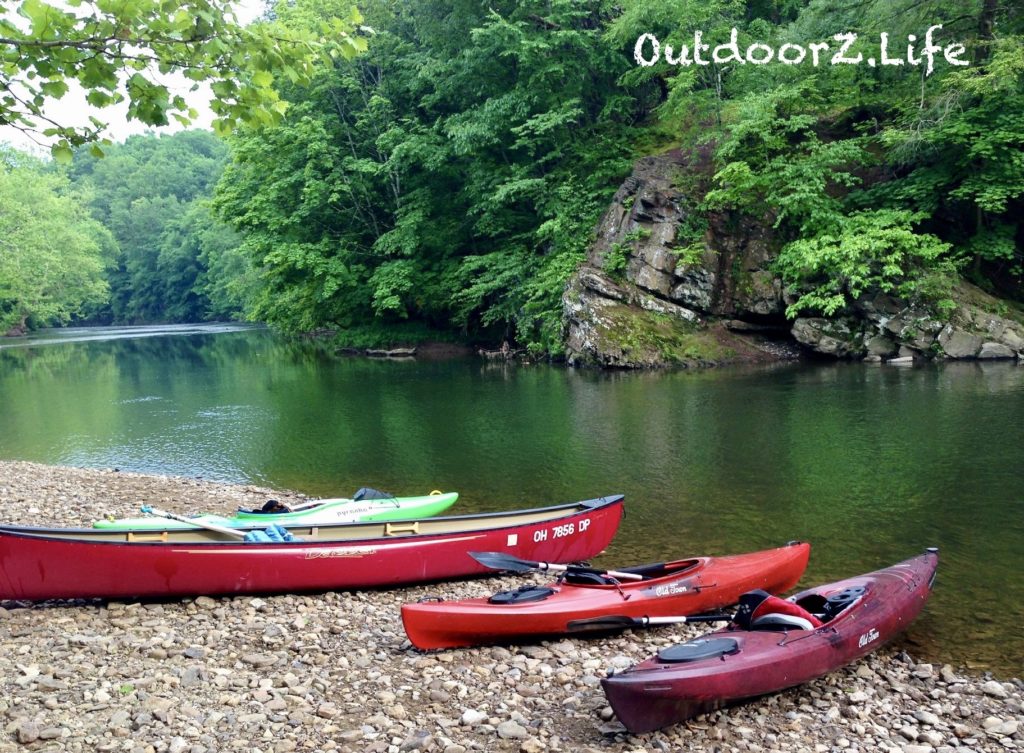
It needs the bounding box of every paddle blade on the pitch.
[566,615,639,632]
[468,551,539,574]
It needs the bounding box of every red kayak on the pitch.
[602,549,938,733]
[0,495,624,601]
[401,542,811,649]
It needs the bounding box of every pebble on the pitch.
[461,709,487,726]
[982,680,1010,698]
[0,460,1019,753]
[914,710,941,726]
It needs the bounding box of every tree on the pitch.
[215,0,639,351]
[67,130,242,324]
[0,152,112,334]
[0,0,365,160]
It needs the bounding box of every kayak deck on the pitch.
[601,549,938,733]
[93,492,459,530]
[401,542,811,649]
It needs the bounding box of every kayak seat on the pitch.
[353,487,396,502]
[247,499,292,514]
[563,571,618,585]
[658,637,740,663]
[793,586,867,623]
[618,558,701,580]
[735,590,823,631]
[751,613,817,631]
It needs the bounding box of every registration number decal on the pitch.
[532,518,591,543]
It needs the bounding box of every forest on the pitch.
[2,0,1021,353]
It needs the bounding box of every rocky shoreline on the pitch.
[562,151,1024,370]
[1,461,1020,753]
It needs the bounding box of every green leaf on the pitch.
[51,143,73,164]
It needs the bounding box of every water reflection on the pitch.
[0,329,1021,674]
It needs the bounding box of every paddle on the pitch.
[567,613,731,632]
[140,505,299,542]
[468,551,645,582]
[140,505,246,539]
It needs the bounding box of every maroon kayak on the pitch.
[0,495,624,601]
[602,549,938,733]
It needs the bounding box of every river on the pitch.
[0,324,1021,675]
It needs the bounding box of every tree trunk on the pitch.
[976,0,998,64]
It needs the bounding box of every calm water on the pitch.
[1,325,1022,675]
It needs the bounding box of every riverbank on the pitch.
[0,461,1020,753]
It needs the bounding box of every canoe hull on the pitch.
[601,550,938,733]
[0,496,624,601]
[401,542,811,649]
[93,492,459,530]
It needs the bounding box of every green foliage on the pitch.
[215,0,637,352]
[776,210,950,317]
[15,0,1011,348]
[1,0,364,157]
[0,156,112,333]
[604,243,631,278]
[704,80,867,235]
[66,131,242,324]
[695,2,1024,315]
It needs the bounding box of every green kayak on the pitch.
[93,489,458,531]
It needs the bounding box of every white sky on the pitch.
[0,1,269,154]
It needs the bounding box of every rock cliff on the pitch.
[563,151,1024,368]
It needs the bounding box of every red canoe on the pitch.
[401,542,811,649]
[602,549,938,733]
[0,495,624,601]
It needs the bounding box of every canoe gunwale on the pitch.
[0,494,625,546]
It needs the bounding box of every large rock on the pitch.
[937,326,983,359]
[791,318,866,358]
[563,272,771,368]
[562,148,1024,368]
[978,342,1016,359]
[563,150,788,367]
[855,285,1024,363]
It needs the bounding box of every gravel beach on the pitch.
[1,461,1020,753]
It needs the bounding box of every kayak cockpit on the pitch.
[793,584,867,624]
[559,558,701,585]
[730,584,869,633]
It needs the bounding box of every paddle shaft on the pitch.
[567,613,730,631]
[468,551,645,581]
[534,561,644,582]
[140,505,246,539]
